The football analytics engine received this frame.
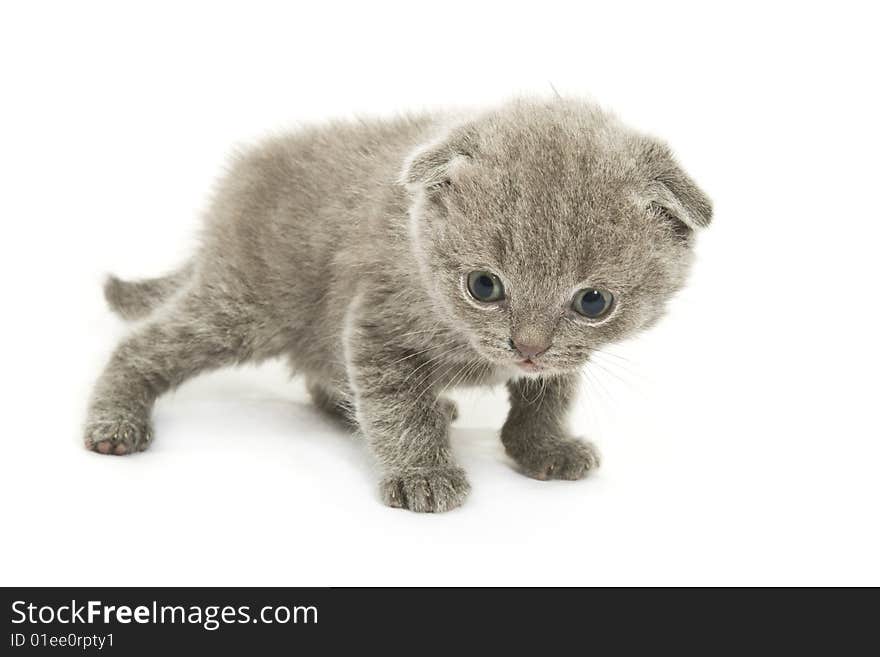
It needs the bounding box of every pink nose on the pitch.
[511,338,550,360]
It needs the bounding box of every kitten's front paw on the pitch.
[84,413,153,455]
[505,437,600,481]
[380,465,470,513]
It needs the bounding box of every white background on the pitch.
[1,1,878,586]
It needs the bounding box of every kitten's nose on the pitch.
[509,338,551,360]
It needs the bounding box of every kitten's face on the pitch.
[404,100,711,376]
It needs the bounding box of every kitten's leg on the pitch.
[306,378,356,425]
[501,374,600,480]
[84,289,265,454]
[307,375,457,430]
[345,316,469,512]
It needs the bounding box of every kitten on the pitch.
[85,98,711,512]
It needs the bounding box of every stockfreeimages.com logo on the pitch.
[11,600,318,631]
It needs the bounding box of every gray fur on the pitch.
[84,98,711,511]
[103,262,194,320]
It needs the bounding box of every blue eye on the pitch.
[467,271,505,302]
[573,288,614,319]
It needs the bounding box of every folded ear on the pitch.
[399,128,475,193]
[641,142,713,232]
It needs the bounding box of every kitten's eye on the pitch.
[572,288,614,319]
[466,270,505,303]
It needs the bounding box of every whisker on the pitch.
[394,327,454,340]
[449,357,484,395]
[400,343,469,389]
[588,358,638,390]
[436,359,475,400]
[535,374,549,409]
[413,356,468,405]
[577,367,607,439]
[388,339,459,366]
[408,345,472,402]
[524,376,545,405]
[590,349,648,381]
[590,347,634,363]
[592,354,651,391]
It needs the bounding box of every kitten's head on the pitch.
[401,99,712,376]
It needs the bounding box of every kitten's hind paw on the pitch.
[506,437,600,481]
[84,416,153,455]
[380,465,470,513]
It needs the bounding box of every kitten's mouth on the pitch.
[516,358,544,373]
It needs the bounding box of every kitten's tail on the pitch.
[103,261,194,321]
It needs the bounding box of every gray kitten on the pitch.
[85,98,711,512]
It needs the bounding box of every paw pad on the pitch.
[84,418,153,456]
